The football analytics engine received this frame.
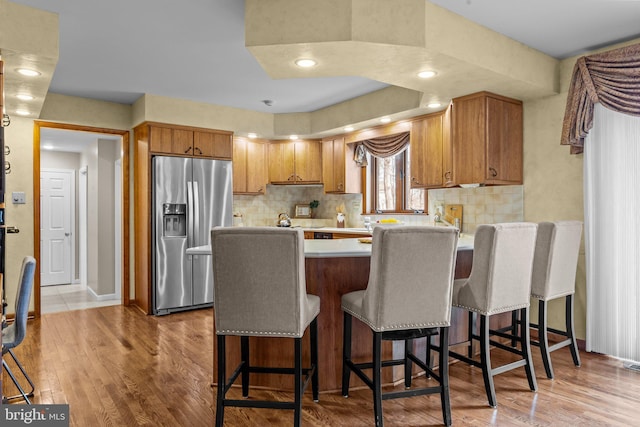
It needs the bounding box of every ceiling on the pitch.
[3,0,640,151]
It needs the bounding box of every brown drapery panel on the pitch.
[561,43,640,154]
[358,132,410,158]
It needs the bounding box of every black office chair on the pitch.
[2,256,37,404]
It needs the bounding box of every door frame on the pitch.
[33,121,130,316]
[40,168,76,286]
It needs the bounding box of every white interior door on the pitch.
[41,169,74,286]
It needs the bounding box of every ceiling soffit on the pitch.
[245,0,560,124]
[0,0,58,119]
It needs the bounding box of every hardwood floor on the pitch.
[3,305,639,426]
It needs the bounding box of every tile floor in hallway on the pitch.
[40,283,120,314]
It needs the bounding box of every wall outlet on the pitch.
[12,191,26,204]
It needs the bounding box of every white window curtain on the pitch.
[584,104,640,363]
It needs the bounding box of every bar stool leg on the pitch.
[538,300,554,379]
[439,327,452,426]
[468,312,476,358]
[566,295,581,367]
[342,312,353,397]
[510,311,519,347]
[216,335,226,427]
[373,332,383,427]
[241,336,250,397]
[521,307,538,391]
[479,315,497,408]
[310,318,319,402]
[294,337,303,427]
[404,339,413,388]
[425,335,434,377]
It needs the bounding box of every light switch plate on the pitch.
[12,191,26,204]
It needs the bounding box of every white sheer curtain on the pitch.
[584,104,640,362]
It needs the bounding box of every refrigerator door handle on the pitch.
[193,180,200,244]
[187,180,194,246]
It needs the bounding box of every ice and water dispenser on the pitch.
[163,203,186,237]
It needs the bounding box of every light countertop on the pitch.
[187,233,473,258]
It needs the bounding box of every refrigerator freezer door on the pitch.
[192,158,233,305]
[153,156,193,313]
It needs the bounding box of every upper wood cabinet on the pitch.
[322,137,361,193]
[452,92,523,185]
[410,107,452,189]
[194,131,233,159]
[233,137,267,195]
[268,140,322,184]
[145,123,233,160]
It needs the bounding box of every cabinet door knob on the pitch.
[489,167,498,177]
[411,177,420,184]
[184,146,193,154]
[195,147,202,155]
[444,171,452,180]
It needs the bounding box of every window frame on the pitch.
[366,149,427,214]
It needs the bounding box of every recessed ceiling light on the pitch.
[289,135,299,140]
[15,109,30,116]
[42,144,55,150]
[418,70,437,79]
[380,117,391,124]
[344,126,354,132]
[427,103,441,108]
[16,68,40,77]
[16,94,34,101]
[295,58,317,68]
[248,133,257,139]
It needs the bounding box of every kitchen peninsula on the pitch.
[190,234,488,392]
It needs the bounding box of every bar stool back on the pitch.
[530,221,582,378]
[211,227,320,427]
[450,223,538,408]
[341,226,459,426]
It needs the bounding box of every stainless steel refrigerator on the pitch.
[152,156,232,315]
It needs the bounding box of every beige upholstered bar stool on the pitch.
[449,223,538,408]
[341,226,459,427]
[211,227,320,427]
[529,221,583,379]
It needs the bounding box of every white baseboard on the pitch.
[87,286,118,302]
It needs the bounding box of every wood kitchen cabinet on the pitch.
[410,106,453,188]
[146,122,233,160]
[322,136,361,193]
[233,136,267,194]
[268,140,322,184]
[452,92,523,185]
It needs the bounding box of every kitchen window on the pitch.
[367,148,426,213]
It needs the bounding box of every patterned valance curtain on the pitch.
[357,132,410,159]
[561,43,640,154]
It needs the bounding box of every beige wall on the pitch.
[80,141,98,295]
[4,117,36,311]
[96,139,117,296]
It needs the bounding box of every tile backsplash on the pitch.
[428,185,524,233]
[232,184,523,233]
[233,185,362,227]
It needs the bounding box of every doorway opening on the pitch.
[34,121,130,316]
